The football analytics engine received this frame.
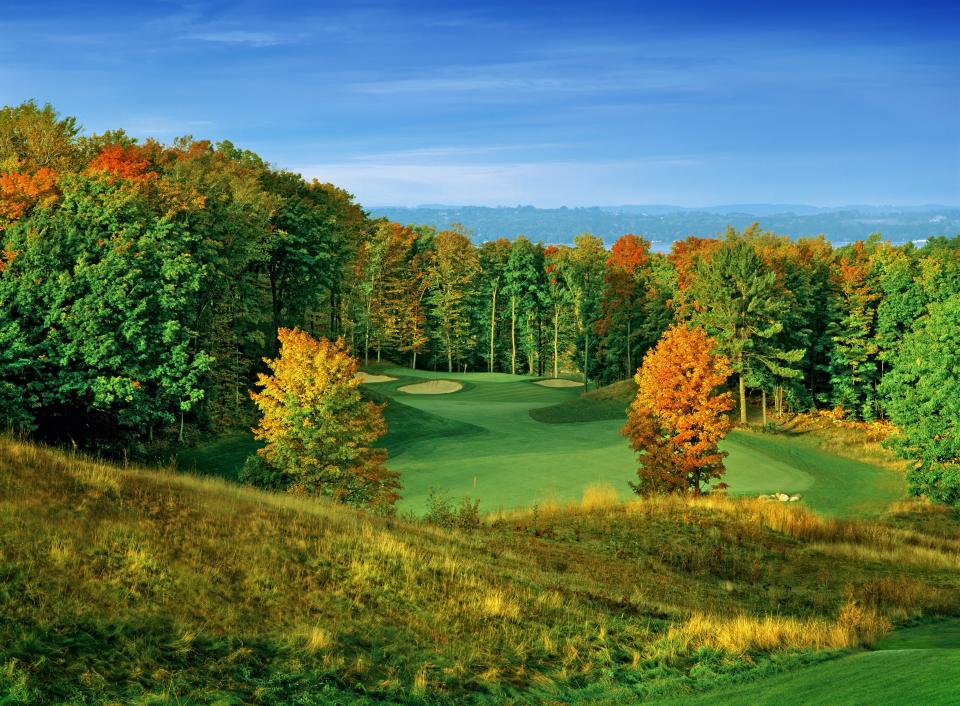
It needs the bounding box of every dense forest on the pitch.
[2,101,959,503]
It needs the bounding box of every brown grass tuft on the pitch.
[580,483,621,511]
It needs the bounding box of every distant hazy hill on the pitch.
[368,204,960,250]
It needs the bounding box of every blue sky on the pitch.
[1,1,958,207]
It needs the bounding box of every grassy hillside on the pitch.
[2,437,960,704]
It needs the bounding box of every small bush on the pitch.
[423,488,481,529]
[238,453,291,491]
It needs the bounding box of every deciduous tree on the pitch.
[427,225,480,372]
[250,328,400,509]
[880,295,960,507]
[623,325,733,494]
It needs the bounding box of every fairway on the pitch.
[362,369,904,516]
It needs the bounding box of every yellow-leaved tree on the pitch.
[248,327,400,510]
[623,324,734,494]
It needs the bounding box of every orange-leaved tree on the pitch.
[249,327,400,510]
[622,324,734,494]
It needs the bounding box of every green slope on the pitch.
[657,620,960,705]
[174,370,904,517]
[365,370,903,516]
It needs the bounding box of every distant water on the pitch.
[370,205,960,248]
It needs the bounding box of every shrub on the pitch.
[423,488,481,529]
[238,453,291,491]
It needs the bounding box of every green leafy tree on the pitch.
[503,236,542,375]
[157,139,273,428]
[828,239,882,419]
[687,232,804,424]
[0,173,209,447]
[475,238,512,372]
[426,225,480,372]
[880,295,960,507]
[872,243,925,398]
[566,234,607,388]
[543,244,576,378]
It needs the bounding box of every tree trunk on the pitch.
[762,388,767,427]
[364,299,371,366]
[447,335,453,373]
[553,304,560,378]
[511,296,517,375]
[537,311,543,376]
[412,350,417,369]
[626,318,632,376]
[179,409,185,444]
[739,375,747,425]
[489,287,497,373]
[269,268,282,353]
[583,327,589,392]
[527,314,535,374]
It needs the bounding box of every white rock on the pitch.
[776,493,790,502]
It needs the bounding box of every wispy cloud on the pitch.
[124,117,216,136]
[293,156,706,207]
[183,30,287,47]
[343,144,571,163]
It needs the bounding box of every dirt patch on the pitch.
[355,371,398,384]
[535,379,584,388]
[398,380,463,395]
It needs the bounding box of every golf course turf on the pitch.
[367,369,905,516]
[178,369,905,517]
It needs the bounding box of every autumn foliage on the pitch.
[623,324,734,494]
[86,144,156,182]
[250,328,400,509]
[0,166,59,223]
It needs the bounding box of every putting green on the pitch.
[370,370,904,516]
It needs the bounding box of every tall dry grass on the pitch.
[667,602,891,654]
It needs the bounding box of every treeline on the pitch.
[0,102,366,448]
[2,102,960,464]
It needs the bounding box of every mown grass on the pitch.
[2,437,959,704]
[528,378,635,424]
[659,647,960,705]
[172,370,905,517]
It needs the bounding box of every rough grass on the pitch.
[2,436,959,704]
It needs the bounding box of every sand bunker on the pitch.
[534,378,584,388]
[398,379,463,395]
[354,371,398,384]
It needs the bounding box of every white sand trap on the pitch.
[354,371,398,384]
[398,379,463,395]
[534,378,584,388]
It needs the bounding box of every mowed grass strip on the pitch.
[655,641,960,705]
